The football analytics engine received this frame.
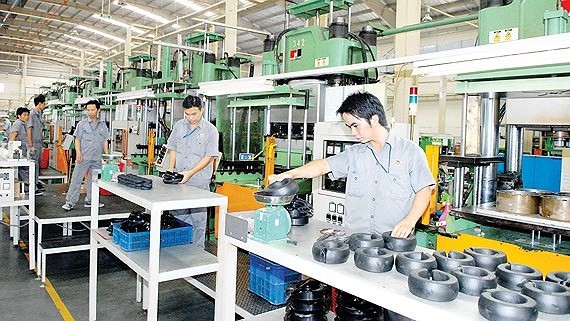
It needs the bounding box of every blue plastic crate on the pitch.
[112,219,192,251]
[248,253,302,305]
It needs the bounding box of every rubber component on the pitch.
[521,280,570,314]
[290,216,310,226]
[395,252,437,276]
[335,291,381,321]
[163,171,184,184]
[312,240,350,264]
[354,247,393,273]
[262,178,299,196]
[284,307,327,321]
[408,268,459,302]
[433,250,475,273]
[348,233,384,251]
[496,263,542,291]
[464,247,507,272]
[478,290,538,321]
[546,271,570,287]
[117,174,153,190]
[382,231,416,252]
[451,266,497,296]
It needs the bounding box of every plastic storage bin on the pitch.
[112,219,193,251]
[41,148,49,169]
[248,253,302,305]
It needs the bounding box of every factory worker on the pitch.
[166,95,219,248]
[61,100,109,211]
[27,94,47,195]
[0,113,11,133]
[9,107,30,185]
[272,91,435,238]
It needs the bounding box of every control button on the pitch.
[337,203,344,214]
[328,202,337,213]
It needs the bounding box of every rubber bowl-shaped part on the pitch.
[546,271,570,287]
[312,240,350,264]
[262,178,299,196]
[348,233,385,251]
[382,231,417,252]
[451,266,497,296]
[464,247,507,272]
[354,247,393,273]
[434,250,475,273]
[496,263,543,291]
[395,252,437,276]
[408,268,459,302]
[521,280,570,314]
[478,290,538,321]
[290,279,327,302]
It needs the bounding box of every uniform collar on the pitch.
[185,117,204,130]
[362,132,394,173]
[87,118,101,124]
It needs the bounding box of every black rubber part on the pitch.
[521,280,570,314]
[262,178,299,196]
[312,240,350,264]
[289,279,327,301]
[382,231,416,252]
[395,252,437,276]
[354,247,393,273]
[407,268,459,302]
[464,247,507,272]
[451,265,497,296]
[433,250,475,273]
[546,271,570,287]
[290,216,310,226]
[496,263,542,291]
[478,290,538,321]
[348,233,384,251]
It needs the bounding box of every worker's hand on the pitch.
[179,170,193,184]
[391,219,416,238]
[76,153,83,163]
[268,172,292,184]
[27,147,37,159]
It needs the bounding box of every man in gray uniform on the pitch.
[9,107,30,182]
[166,95,219,248]
[27,94,47,195]
[272,92,435,238]
[62,100,109,211]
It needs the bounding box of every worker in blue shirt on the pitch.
[27,94,48,195]
[9,107,30,183]
[62,100,109,211]
[166,95,219,248]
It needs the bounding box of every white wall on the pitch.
[0,74,60,111]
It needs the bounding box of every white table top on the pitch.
[225,212,567,321]
[95,175,227,211]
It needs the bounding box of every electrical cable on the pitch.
[0,220,30,228]
[54,223,88,232]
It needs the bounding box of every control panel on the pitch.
[0,168,15,202]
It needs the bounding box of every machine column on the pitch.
[480,92,500,203]
[505,124,523,173]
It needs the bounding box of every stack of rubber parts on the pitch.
[284,279,329,321]
[117,210,181,233]
[284,197,314,226]
[334,291,381,321]
[117,174,153,190]
[163,171,184,184]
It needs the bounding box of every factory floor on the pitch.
[0,177,230,321]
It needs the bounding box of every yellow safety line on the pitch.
[15,237,75,321]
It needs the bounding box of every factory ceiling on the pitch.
[0,0,480,75]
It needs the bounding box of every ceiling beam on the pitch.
[360,0,396,29]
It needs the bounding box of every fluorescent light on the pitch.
[77,25,125,43]
[64,35,110,50]
[175,0,203,12]
[91,13,145,35]
[114,1,168,24]
[198,78,275,96]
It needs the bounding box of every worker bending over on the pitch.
[166,95,219,248]
[62,100,109,211]
[272,92,435,238]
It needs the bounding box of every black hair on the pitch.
[336,92,388,129]
[16,107,29,117]
[34,94,46,106]
[85,99,101,110]
[182,95,203,109]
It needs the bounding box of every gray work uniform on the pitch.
[65,118,109,207]
[28,108,44,184]
[327,133,435,235]
[9,119,29,182]
[166,117,219,248]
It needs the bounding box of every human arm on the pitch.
[9,130,17,141]
[270,159,332,182]
[180,156,215,184]
[391,186,432,238]
[75,137,82,163]
[26,126,33,148]
[103,141,108,154]
[168,150,176,172]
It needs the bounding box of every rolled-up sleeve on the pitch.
[326,149,350,181]
[74,121,84,140]
[166,122,181,151]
